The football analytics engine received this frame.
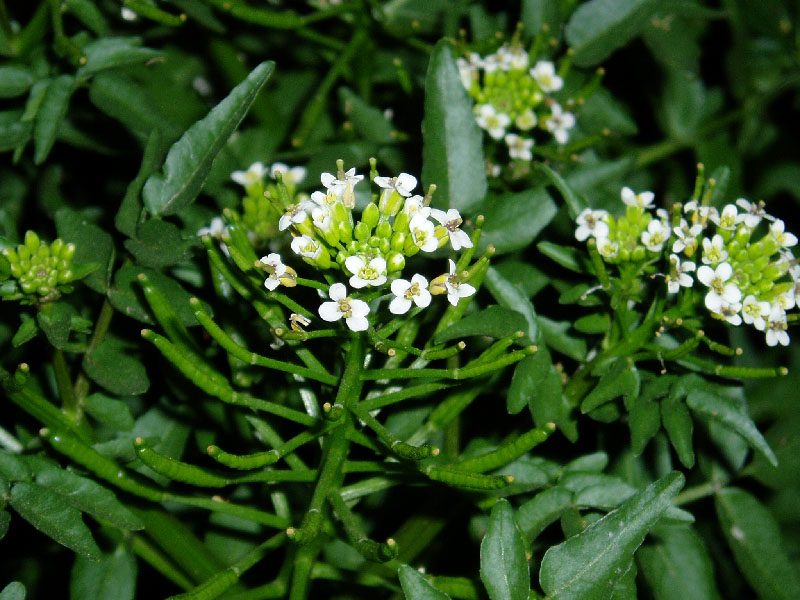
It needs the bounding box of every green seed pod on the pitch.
[354,221,371,241]
[362,203,380,228]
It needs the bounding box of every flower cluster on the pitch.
[200,161,309,250]
[575,186,798,347]
[253,162,477,331]
[1,231,77,304]
[458,42,577,166]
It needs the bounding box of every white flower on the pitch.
[430,208,473,251]
[231,162,267,186]
[701,234,729,265]
[735,198,772,229]
[389,274,431,314]
[444,259,476,306]
[672,220,703,255]
[530,61,563,92]
[456,53,482,89]
[742,295,770,330]
[710,204,739,230]
[719,301,743,326]
[697,263,742,312]
[270,162,306,185]
[318,283,370,332]
[311,203,333,232]
[475,104,511,140]
[776,289,796,311]
[621,186,655,209]
[409,214,439,253]
[667,254,696,294]
[260,253,287,291]
[641,219,670,252]
[596,237,619,259]
[121,7,138,21]
[197,216,226,238]
[290,235,322,260]
[344,255,387,289]
[765,304,790,347]
[544,103,575,144]
[505,134,534,161]
[684,201,718,223]
[402,195,431,219]
[575,208,609,242]
[278,200,315,231]
[321,168,363,208]
[770,219,798,248]
[373,172,417,197]
[515,110,537,131]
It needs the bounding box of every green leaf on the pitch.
[574,313,610,335]
[484,266,538,342]
[610,563,637,600]
[715,487,800,600]
[748,416,800,489]
[686,389,777,467]
[35,468,143,530]
[143,61,274,216]
[11,316,38,347]
[581,361,639,414]
[117,129,164,237]
[578,90,638,136]
[123,219,196,268]
[33,74,76,165]
[0,582,25,600]
[70,546,137,600]
[661,69,706,140]
[517,486,572,541]
[539,471,684,600]
[0,451,31,482]
[434,306,529,346]
[0,511,10,543]
[9,482,101,559]
[477,187,557,256]
[0,67,34,99]
[628,394,661,455]
[82,335,150,396]
[77,37,162,77]
[637,525,722,600]
[422,40,486,215]
[660,394,694,469]
[36,301,75,349]
[339,87,395,144]
[565,0,662,66]
[538,242,585,273]
[84,393,135,431]
[55,207,115,293]
[398,565,452,600]
[480,499,530,600]
[521,0,561,34]
[0,111,32,153]
[538,316,587,362]
[493,260,548,299]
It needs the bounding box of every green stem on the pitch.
[74,298,113,402]
[327,491,398,562]
[52,349,78,416]
[672,479,727,506]
[48,0,85,64]
[131,535,194,592]
[0,0,12,38]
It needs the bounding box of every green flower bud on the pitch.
[337,221,353,244]
[368,236,381,248]
[375,221,393,239]
[24,231,40,253]
[403,236,420,257]
[386,251,405,272]
[393,212,410,234]
[733,226,751,247]
[390,232,405,252]
[362,203,380,228]
[378,238,391,254]
[631,247,646,262]
[757,279,774,294]
[753,255,770,272]
[18,246,31,262]
[378,189,404,217]
[762,264,783,281]
[50,238,63,257]
[2,248,19,264]
[354,222,371,241]
[61,243,76,261]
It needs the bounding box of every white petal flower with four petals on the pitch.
[475,104,512,140]
[575,208,609,242]
[344,255,387,289]
[697,262,741,313]
[389,274,432,315]
[374,173,417,197]
[231,162,267,186]
[430,208,473,251]
[529,61,563,92]
[318,283,370,332]
[621,186,655,209]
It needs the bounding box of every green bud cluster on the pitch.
[1,231,76,304]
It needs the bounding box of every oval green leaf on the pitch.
[480,499,530,600]
[398,565,452,600]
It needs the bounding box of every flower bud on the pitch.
[354,221,371,241]
[24,231,40,253]
[390,232,405,252]
[362,203,380,228]
[337,221,353,243]
[378,189,404,217]
[385,251,405,272]
[375,221,392,239]
[393,212,410,234]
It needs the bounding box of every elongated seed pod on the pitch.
[425,465,512,491]
[135,438,231,487]
[455,423,556,473]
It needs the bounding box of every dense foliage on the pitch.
[2,1,800,599]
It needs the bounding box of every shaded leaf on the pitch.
[484,266,538,342]
[143,61,274,216]
[70,546,137,600]
[116,129,163,237]
[422,40,486,215]
[686,389,777,467]
[661,394,694,468]
[0,511,10,542]
[538,316,587,362]
[0,582,25,600]
[538,242,584,273]
[0,67,34,99]
[35,468,143,530]
[517,486,572,541]
[539,471,684,600]
[55,207,115,293]
[637,525,722,600]
[84,393,135,431]
[33,75,75,165]
[477,187,557,256]
[480,499,529,600]
[398,565,452,600]
[434,306,529,346]
[9,482,101,559]
[77,37,162,77]
[715,487,800,600]
[565,0,662,66]
[36,301,75,349]
[124,219,196,268]
[82,335,150,395]
[339,87,395,144]
[0,451,31,482]
[11,316,38,347]
[581,361,639,414]
[628,394,661,455]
